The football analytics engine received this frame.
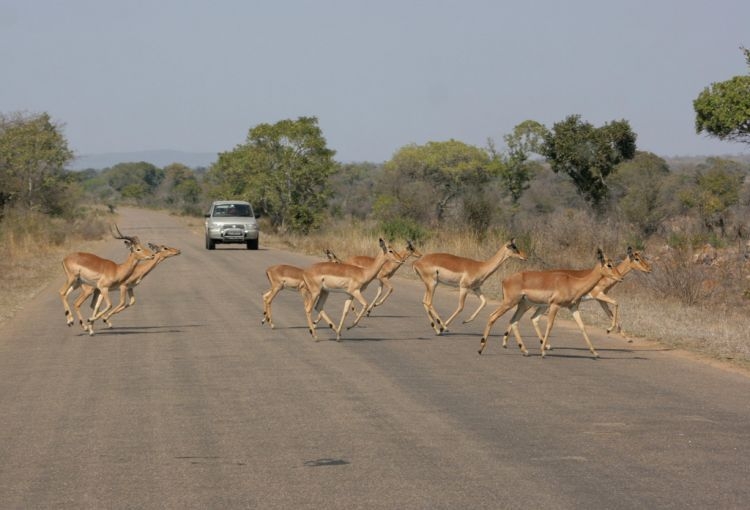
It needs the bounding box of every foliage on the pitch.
[104,162,165,202]
[376,140,494,226]
[206,116,336,234]
[379,217,428,244]
[328,162,382,219]
[489,120,548,204]
[542,115,637,212]
[608,151,670,235]
[0,112,74,216]
[678,158,746,234]
[693,47,750,145]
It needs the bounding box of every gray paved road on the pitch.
[1,208,748,509]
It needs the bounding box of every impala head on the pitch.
[147,243,182,260]
[379,238,404,262]
[111,224,154,261]
[626,246,652,273]
[507,238,527,261]
[325,249,343,264]
[597,248,623,282]
[405,239,424,259]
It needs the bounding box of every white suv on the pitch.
[204,200,259,250]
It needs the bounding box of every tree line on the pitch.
[2,48,748,250]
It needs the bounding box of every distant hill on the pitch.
[70,150,219,170]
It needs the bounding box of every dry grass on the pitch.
[262,218,750,368]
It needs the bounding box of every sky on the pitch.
[1,0,749,163]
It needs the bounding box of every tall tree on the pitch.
[207,116,336,233]
[693,47,750,145]
[542,115,637,211]
[0,112,74,215]
[377,140,494,227]
[489,120,548,204]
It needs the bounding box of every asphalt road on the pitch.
[1,208,748,509]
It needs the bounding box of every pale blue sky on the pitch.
[1,0,748,163]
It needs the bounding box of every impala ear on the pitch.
[596,248,605,264]
[379,238,387,252]
[627,246,634,258]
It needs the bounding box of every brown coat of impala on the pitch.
[59,225,154,335]
[344,240,422,316]
[478,248,622,358]
[412,238,526,335]
[261,250,341,329]
[500,247,652,348]
[302,238,402,341]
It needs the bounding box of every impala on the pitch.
[412,238,526,334]
[302,238,401,341]
[59,225,154,334]
[344,240,422,316]
[76,243,182,331]
[500,247,652,348]
[478,248,622,358]
[261,249,342,328]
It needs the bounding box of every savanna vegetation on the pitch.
[2,49,749,365]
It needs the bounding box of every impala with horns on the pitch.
[302,238,402,341]
[261,249,341,329]
[412,238,526,335]
[478,248,622,358]
[59,225,154,334]
[500,247,652,349]
[75,243,182,332]
[344,239,422,316]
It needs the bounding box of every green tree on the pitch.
[207,116,336,233]
[694,47,750,145]
[679,158,746,235]
[542,115,637,211]
[377,140,494,227]
[104,162,164,202]
[489,120,548,204]
[0,112,74,215]
[608,151,670,235]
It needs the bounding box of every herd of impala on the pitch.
[261,236,652,358]
[58,225,652,358]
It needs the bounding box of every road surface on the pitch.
[1,208,748,509]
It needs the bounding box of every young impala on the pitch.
[478,248,622,358]
[59,225,154,335]
[412,239,526,334]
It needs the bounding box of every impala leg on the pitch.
[507,302,531,355]
[479,299,519,355]
[102,286,129,326]
[570,306,599,358]
[262,285,281,327]
[595,296,620,335]
[442,287,469,327]
[365,280,385,316]
[304,290,321,340]
[73,286,95,332]
[59,277,78,327]
[529,306,551,350]
[539,305,561,357]
[372,279,393,307]
[334,298,354,340]
[462,290,486,324]
[421,279,446,334]
[347,291,370,330]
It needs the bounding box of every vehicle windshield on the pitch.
[213,204,252,217]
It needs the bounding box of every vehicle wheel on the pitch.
[246,238,259,250]
[206,236,216,250]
